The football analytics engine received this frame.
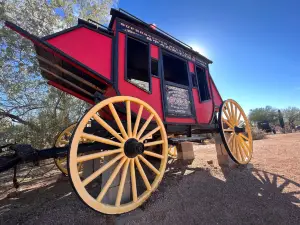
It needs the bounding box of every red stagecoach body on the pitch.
[2,9,254,215]
[5,9,223,130]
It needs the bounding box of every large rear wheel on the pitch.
[218,99,253,164]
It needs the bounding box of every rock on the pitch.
[247,163,254,169]
[7,191,19,199]
[207,160,214,165]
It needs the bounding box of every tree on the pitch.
[248,106,278,124]
[278,110,285,128]
[0,0,117,147]
[282,107,300,129]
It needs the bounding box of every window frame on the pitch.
[195,64,211,102]
[161,50,190,88]
[161,49,196,118]
[125,34,152,94]
[150,58,159,77]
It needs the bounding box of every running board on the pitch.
[168,136,207,145]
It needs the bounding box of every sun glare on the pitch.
[189,43,207,56]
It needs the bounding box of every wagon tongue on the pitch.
[4,21,108,104]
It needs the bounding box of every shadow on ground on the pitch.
[0,159,299,225]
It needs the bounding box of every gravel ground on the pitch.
[0,133,299,225]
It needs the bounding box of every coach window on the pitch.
[196,66,210,101]
[162,52,189,86]
[126,36,150,91]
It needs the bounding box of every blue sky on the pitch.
[118,0,300,113]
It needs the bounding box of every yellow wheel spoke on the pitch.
[108,103,128,139]
[225,102,232,119]
[222,118,234,129]
[236,111,242,124]
[223,128,234,132]
[93,114,125,143]
[235,141,242,161]
[232,135,236,156]
[133,105,144,138]
[136,114,154,140]
[144,140,164,147]
[115,159,130,206]
[234,105,238,124]
[227,133,234,144]
[130,159,138,202]
[58,157,67,163]
[126,100,132,138]
[237,136,250,158]
[139,126,161,143]
[237,140,245,161]
[239,133,249,141]
[135,157,151,191]
[96,157,127,202]
[230,102,235,124]
[144,150,164,159]
[82,153,124,186]
[138,155,160,175]
[60,140,69,145]
[81,133,122,147]
[223,109,231,122]
[77,149,123,163]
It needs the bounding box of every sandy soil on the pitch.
[0,133,299,225]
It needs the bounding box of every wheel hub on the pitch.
[124,138,144,158]
[234,126,245,134]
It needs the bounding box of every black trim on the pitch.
[150,58,159,77]
[158,47,166,122]
[124,34,152,94]
[164,81,189,90]
[5,21,113,86]
[186,60,197,122]
[109,8,212,65]
[42,23,113,41]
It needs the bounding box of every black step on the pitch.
[168,136,207,145]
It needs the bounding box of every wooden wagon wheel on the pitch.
[218,99,253,164]
[68,96,168,214]
[54,123,83,175]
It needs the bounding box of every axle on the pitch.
[0,142,116,173]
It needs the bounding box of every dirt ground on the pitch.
[0,133,299,225]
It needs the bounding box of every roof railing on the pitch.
[119,9,193,50]
[87,18,112,32]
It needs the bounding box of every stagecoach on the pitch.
[1,9,253,214]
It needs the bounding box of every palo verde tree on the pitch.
[0,0,117,147]
[248,106,278,124]
[282,107,300,129]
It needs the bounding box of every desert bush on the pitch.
[251,127,266,140]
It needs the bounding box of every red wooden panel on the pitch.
[166,117,195,123]
[209,75,223,106]
[118,33,163,120]
[189,61,195,73]
[47,27,112,80]
[192,88,214,123]
[150,44,159,59]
